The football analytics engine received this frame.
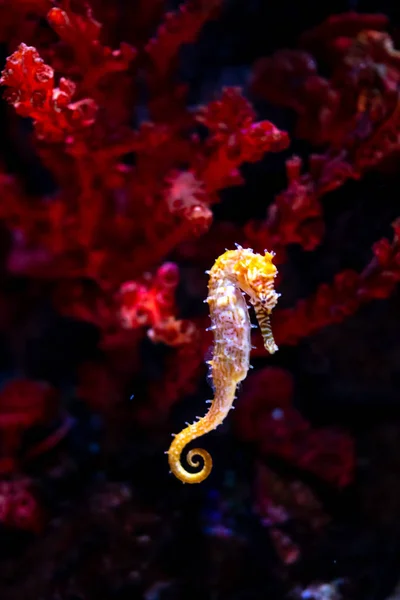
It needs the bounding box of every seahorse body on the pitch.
[167,247,279,483]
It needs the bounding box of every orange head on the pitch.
[233,248,279,312]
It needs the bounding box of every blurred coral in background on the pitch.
[0,0,399,598]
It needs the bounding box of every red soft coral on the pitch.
[235,367,354,488]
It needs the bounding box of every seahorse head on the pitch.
[233,249,279,312]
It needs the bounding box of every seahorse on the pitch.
[167,246,280,483]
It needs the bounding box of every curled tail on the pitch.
[167,397,231,483]
[168,427,212,484]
